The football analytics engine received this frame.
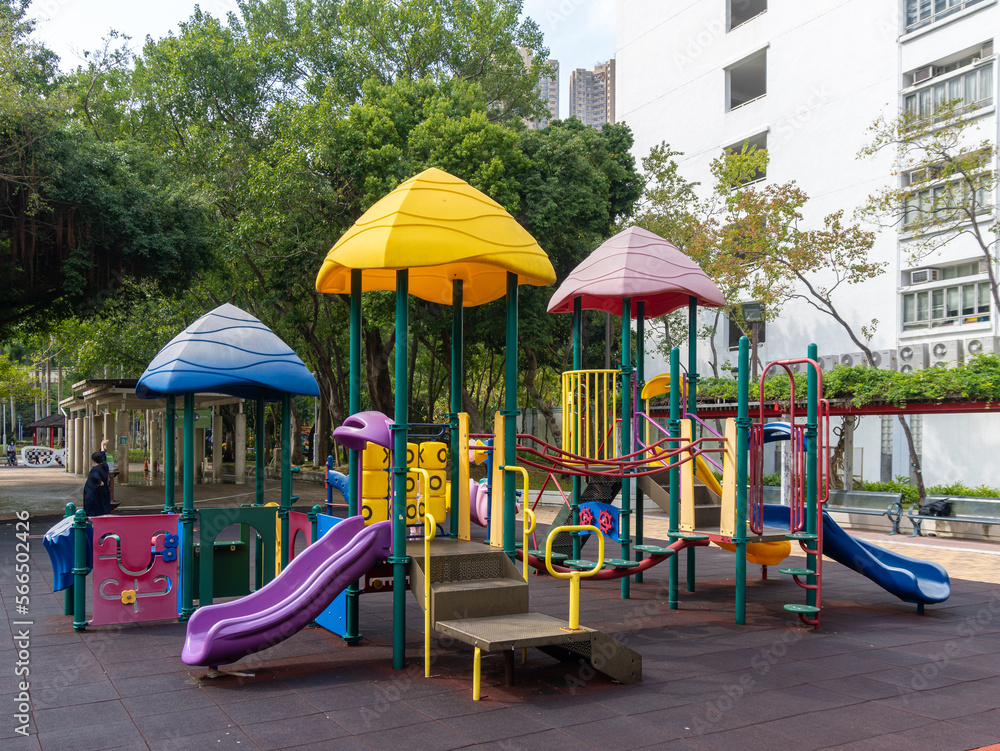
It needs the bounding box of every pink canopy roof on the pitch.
[546,226,726,318]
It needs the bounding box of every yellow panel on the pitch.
[406,442,418,467]
[405,497,425,526]
[489,411,505,547]
[426,494,447,525]
[362,497,389,525]
[426,469,446,496]
[362,443,390,470]
[418,441,448,469]
[679,421,695,532]
[720,419,738,538]
[315,168,556,307]
[458,413,471,541]
[405,472,419,498]
[361,470,389,499]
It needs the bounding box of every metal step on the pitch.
[537,629,642,685]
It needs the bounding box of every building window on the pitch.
[902,174,992,228]
[904,62,993,121]
[906,0,987,32]
[724,132,768,185]
[728,315,766,349]
[727,50,767,111]
[901,261,991,330]
[729,0,767,31]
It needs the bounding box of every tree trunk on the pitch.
[364,327,395,415]
[317,387,331,466]
[897,414,926,504]
[290,398,303,465]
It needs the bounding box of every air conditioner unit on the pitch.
[982,41,994,58]
[929,339,964,368]
[869,349,898,370]
[911,268,940,284]
[817,355,839,372]
[913,66,934,83]
[839,352,866,367]
[898,343,928,373]
[979,258,990,274]
[965,336,1000,357]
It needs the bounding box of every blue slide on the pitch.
[763,504,950,605]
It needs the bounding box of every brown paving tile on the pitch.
[325,700,432,735]
[561,713,676,749]
[442,706,549,744]
[864,664,962,691]
[693,723,802,751]
[862,720,1000,751]
[240,712,351,750]
[356,719,472,751]
[402,687,485,719]
[217,692,318,724]
[35,719,144,751]
[132,705,236,740]
[33,698,130,733]
[755,701,935,749]
[303,681,403,712]
[146,725,253,751]
[876,689,993,719]
[950,708,1000,736]
[120,687,216,718]
[480,728,603,751]
[812,674,916,701]
[635,702,746,737]
[30,677,121,709]
[514,694,620,727]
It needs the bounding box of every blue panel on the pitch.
[313,514,349,637]
[136,303,320,400]
[576,501,620,542]
[42,517,93,592]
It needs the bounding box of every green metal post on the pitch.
[180,393,196,621]
[309,504,321,544]
[571,297,582,559]
[735,337,751,625]
[279,392,291,570]
[450,279,464,538]
[164,395,176,513]
[72,510,89,631]
[620,298,632,599]
[503,272,518,561]
[806,342,819,608]
[635,302,645,583]
[668,347,680,609]
[391,270,410,669]
[63,502,75,616]
[254,391,265,506]
[346,269,362,644]
[686,295,699,593]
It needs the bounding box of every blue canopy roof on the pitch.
[136,304,320,400]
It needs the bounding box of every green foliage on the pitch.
[0,352,41,403]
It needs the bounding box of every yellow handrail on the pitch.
[423,511,435,678]
[544,525,604,631]
[501,465,535,583]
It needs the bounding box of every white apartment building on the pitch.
[616,0,999,486]
[519,49,559,129]
[569,59,616,128]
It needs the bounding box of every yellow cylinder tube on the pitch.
[473,647,482,700]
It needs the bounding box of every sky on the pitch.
[27,0,616,120]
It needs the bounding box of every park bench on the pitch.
[763,487,904,535]
[906,495,1000,538]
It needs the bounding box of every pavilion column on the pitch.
[65,416,75,474]
[148,411,158,476]
[235,407,247,485]
[116,409,129,486]
[212,411,223,481]
[103,412,114,454]
[194,427,205,481]
[74,416,84,475]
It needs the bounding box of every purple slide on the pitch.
[182,516,391,667]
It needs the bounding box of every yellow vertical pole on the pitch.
[424,512,435,678]
[473,647,482,700]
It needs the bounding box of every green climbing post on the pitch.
[620,297,632,599]
[686,295,699,592]
[806,342,819,608]
[180,393,196,621]
[735,337,751,625]
[279,391,291,570]
[346,269,362,644]
[571,297,582,559]
[503,272,518,562]
[450,279,464,538]
[635,302,645,583]
[163,395,176,513]
[72,509,89,631]
[255,391,265,506]
[63,502,75,616]
[668,347,680,609]
[391,270,410,669]
[309,504,322,545]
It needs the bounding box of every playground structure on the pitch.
[42,168,950,701]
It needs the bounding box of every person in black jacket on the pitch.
[83,440,112,516]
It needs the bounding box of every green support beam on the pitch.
[735,337,750,625]
[163,395,176,513]
[635,302,645,583]
[391,270,410,670]
[180,393,196,621]
[279,391,291,570]
[571,297,582,559]
[806,342,819,608]
[346,268,362,644]
[503,272,518,561]
[686,295,699,592]
[668,347,680,609]
[450,279,464,538]
[620,297,632,599]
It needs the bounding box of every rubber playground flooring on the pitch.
[5,502,1000,751]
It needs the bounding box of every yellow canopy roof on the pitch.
[315,168,556,306]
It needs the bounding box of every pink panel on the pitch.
[91,515,180,626]
[287,511,313,562]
